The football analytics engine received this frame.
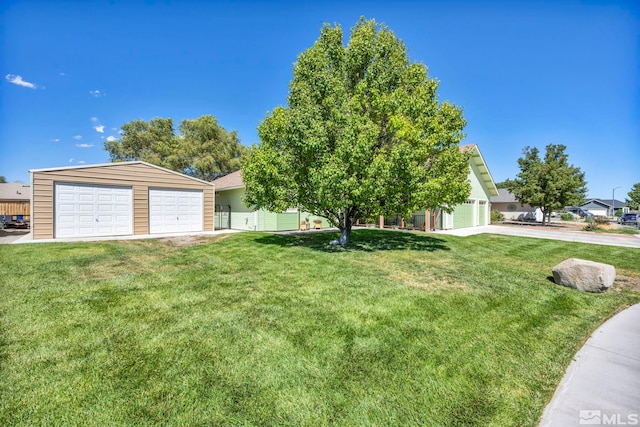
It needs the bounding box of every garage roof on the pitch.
[30,161,213,186]
[461,144,499,197]
[0,183,31,201]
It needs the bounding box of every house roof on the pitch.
[211,170,244,191]
[580,198,626,209]
[29,161,213,186]
[461,144,499,197]
[490,188,517,203]
[0,183,30,201]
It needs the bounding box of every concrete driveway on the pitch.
[0,229,31,244]
[433,224,640,248]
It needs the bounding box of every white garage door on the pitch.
[55,183,133,238]
[149,189,203,234]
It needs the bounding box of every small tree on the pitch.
[506,144,586,225]
[0,176,6,183]
[243,18,471,245]
[626,183,640,211]
[104,115,245,181]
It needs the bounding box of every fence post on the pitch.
[425,210,430,233]
[379,215,384,229]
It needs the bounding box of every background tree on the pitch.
[104,115,245,181]
[626,183,640,210]
[506,144,586,225]
[0,176,6,183]
[243,18,470,245]
[494,180,510,189]
[179,115,245,181]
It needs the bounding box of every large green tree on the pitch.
[626,183,640,210]
[506,144,587,225]
[104,115,245,181]
[494,180,510,189]
[243,18,470,245]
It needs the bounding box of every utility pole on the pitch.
[612,186,621,217]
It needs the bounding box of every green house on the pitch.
[212,144,497,232]
[212,171,330,231]
[435,144,499,229]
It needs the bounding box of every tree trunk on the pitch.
[337,213,353,245]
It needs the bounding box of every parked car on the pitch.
[618,213,637,225]
[564,207,592,218]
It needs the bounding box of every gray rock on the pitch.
[552,258,616,293]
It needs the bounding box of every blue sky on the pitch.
[1,0,638,200]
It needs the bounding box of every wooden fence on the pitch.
[0,201,30,216]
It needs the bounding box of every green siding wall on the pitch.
[260,211,300,231]
[216,188,257,230]
[215,188,332,231]
[277,213,300,231]
[215,188,252,212]
[469,161,490,200]
[479,201,487,226]
[453,201,474,229]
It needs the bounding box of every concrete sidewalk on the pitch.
[539,303,640,426]
[433,225,640,248]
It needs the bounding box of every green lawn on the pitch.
[1,229,639,426]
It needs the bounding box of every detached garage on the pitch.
[30,161,214,240]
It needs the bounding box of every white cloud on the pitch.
[73,135,82,140]
[89,89,105,97]
[51,138,60,142]
[69,158,74,163]
[76,143,93,148]
[91,117,99,123]
[59,72,66,76]
[5,74,37,89]
[94,125,104,133]
[77,160,86,164]
[106,135,116,142]
[118,130,124,135]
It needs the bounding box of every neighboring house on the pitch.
[30,162,214,240]
[215,144,498,232]
[0,182,31,223]
[490,189,535,221]
[212,171,330,231]
[580,199,627,217]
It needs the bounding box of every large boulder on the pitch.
[552,258,616,293]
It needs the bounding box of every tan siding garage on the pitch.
[30,161,214,240]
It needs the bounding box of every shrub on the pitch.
[491,210,504,223]
[583,222,600,231]
[593,216,609,225]
[560,212,574,221]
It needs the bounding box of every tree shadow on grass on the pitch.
[254,228,450,253]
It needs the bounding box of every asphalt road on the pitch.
[434,224,640,248]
